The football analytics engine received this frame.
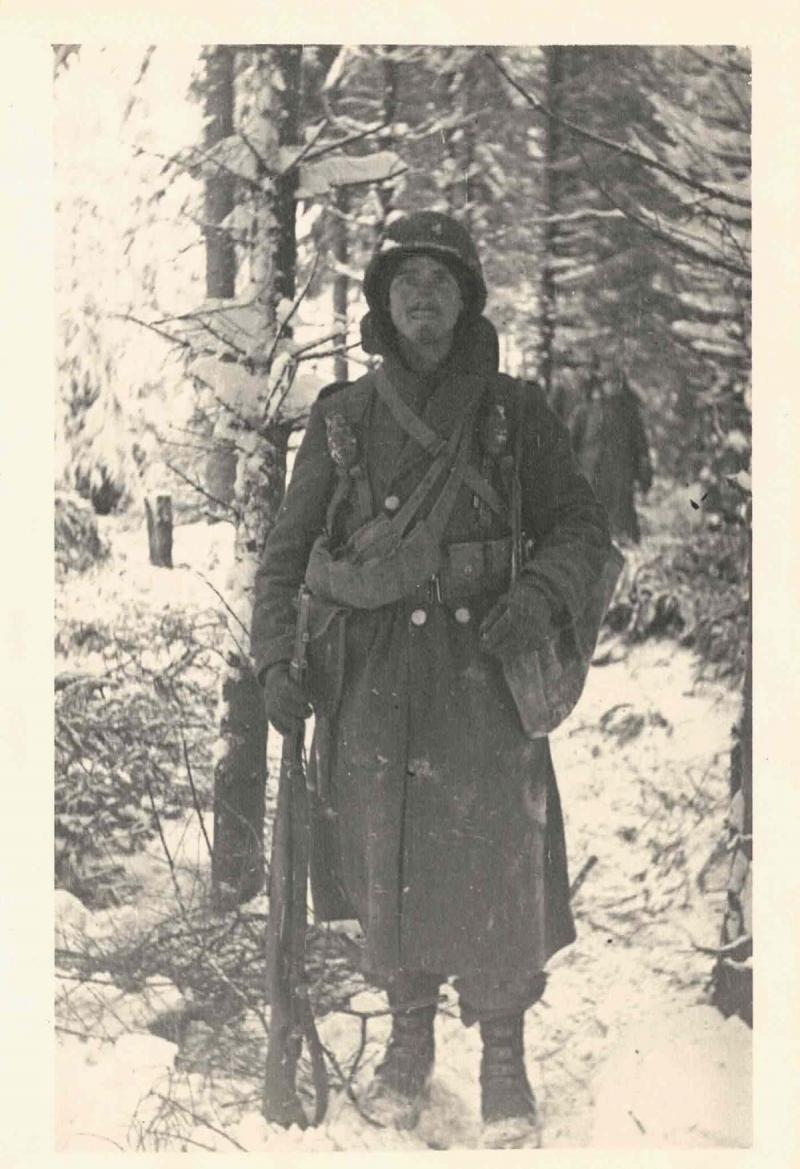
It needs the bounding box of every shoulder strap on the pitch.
[373,366,446,453]
[390,414,465,538]
[375,366,508,519]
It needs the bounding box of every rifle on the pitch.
[263,585,329,1127]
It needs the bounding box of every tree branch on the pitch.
[115,312,190,352]
[274,118,329,174]
[187,566,251,642]
[573,143,750,280]
[180,728,216,863]
[683,45,750,78]
[163,460,241,519]
[484,50,751,210]
[302,119,390,165]
[261,242,327,414]
[186,370,256,433]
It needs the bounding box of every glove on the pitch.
[479,582,554,660]
[263,662,312,737]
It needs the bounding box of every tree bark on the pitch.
[210,48,300,908]
[274,45,302,304]
[331,187,349,383]
[203,46,237,300]
[376,47,398,227]
[211,660,268,902]
[202,46,238,515]
[539,47,565,409]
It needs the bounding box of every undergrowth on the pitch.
[606,525,749,683]
[55,605,223,906]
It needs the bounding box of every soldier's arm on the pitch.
[517,385,612,624]
[250,398,335,680]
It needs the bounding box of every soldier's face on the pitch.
[388,256,463,349]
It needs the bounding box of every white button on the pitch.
[454,607,471,624]
[410,608,427,626]
[384,494,400,512]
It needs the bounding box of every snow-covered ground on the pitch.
[55,519,750,1151]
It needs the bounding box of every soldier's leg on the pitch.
[362,969,442,1129]
[453,971,547,1149]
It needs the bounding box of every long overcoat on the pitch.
[251,323,611,995]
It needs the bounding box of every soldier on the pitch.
[251,211,614,1148]
[569,358,653,543]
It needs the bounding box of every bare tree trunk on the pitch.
[203,46,238,515]
[144,495,173,567]
[274,45,301,304]
[539,47,565,410]
[440,50,464,215]
[376,47,398,228]
[203,46,237,299]
[210,46,300,907]
[332,187,349,383]
[211,429,290,905]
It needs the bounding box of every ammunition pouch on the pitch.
[439,537,512,602]
[305,519,443,611]
[500,543,624,737]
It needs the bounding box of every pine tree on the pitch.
[54,45,204,513]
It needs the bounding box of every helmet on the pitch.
[363,211,487,319]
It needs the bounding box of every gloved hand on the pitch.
[263,662,312,737]
[479,581,554,660]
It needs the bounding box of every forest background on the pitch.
[51,40,753,896]
[0,20,798,1159]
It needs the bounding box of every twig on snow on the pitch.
[569,855,598,899]
[178,727,214,861]
[149,1091,247,1151]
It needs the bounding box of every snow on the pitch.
[55,518,750,1151]
[56,964,185,1041]
[56,1031,178,1152]
[592,1007,752,1147]
[290,149,406,198]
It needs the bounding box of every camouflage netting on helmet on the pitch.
[55,492,111,577]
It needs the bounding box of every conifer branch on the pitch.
[485,50,751,210]
[573,144,750,280]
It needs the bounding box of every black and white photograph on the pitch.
[0,17,790,1160]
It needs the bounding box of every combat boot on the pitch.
[361,996,437,1129]
[479,1012,541,1148]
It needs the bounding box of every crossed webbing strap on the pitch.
[374,367,509,519]
[389,410,466,539]
[360,386,480,555]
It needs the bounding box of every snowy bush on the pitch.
[55,606,222,905]
[55,492,110,576]
[606,525,749,682]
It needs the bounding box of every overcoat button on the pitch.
[410,608,427,626]
[384,494,400,512]
[454,607,471,624]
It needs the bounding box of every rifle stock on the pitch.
[263,589,329,1127]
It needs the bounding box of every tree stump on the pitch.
[145,495,173,568]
